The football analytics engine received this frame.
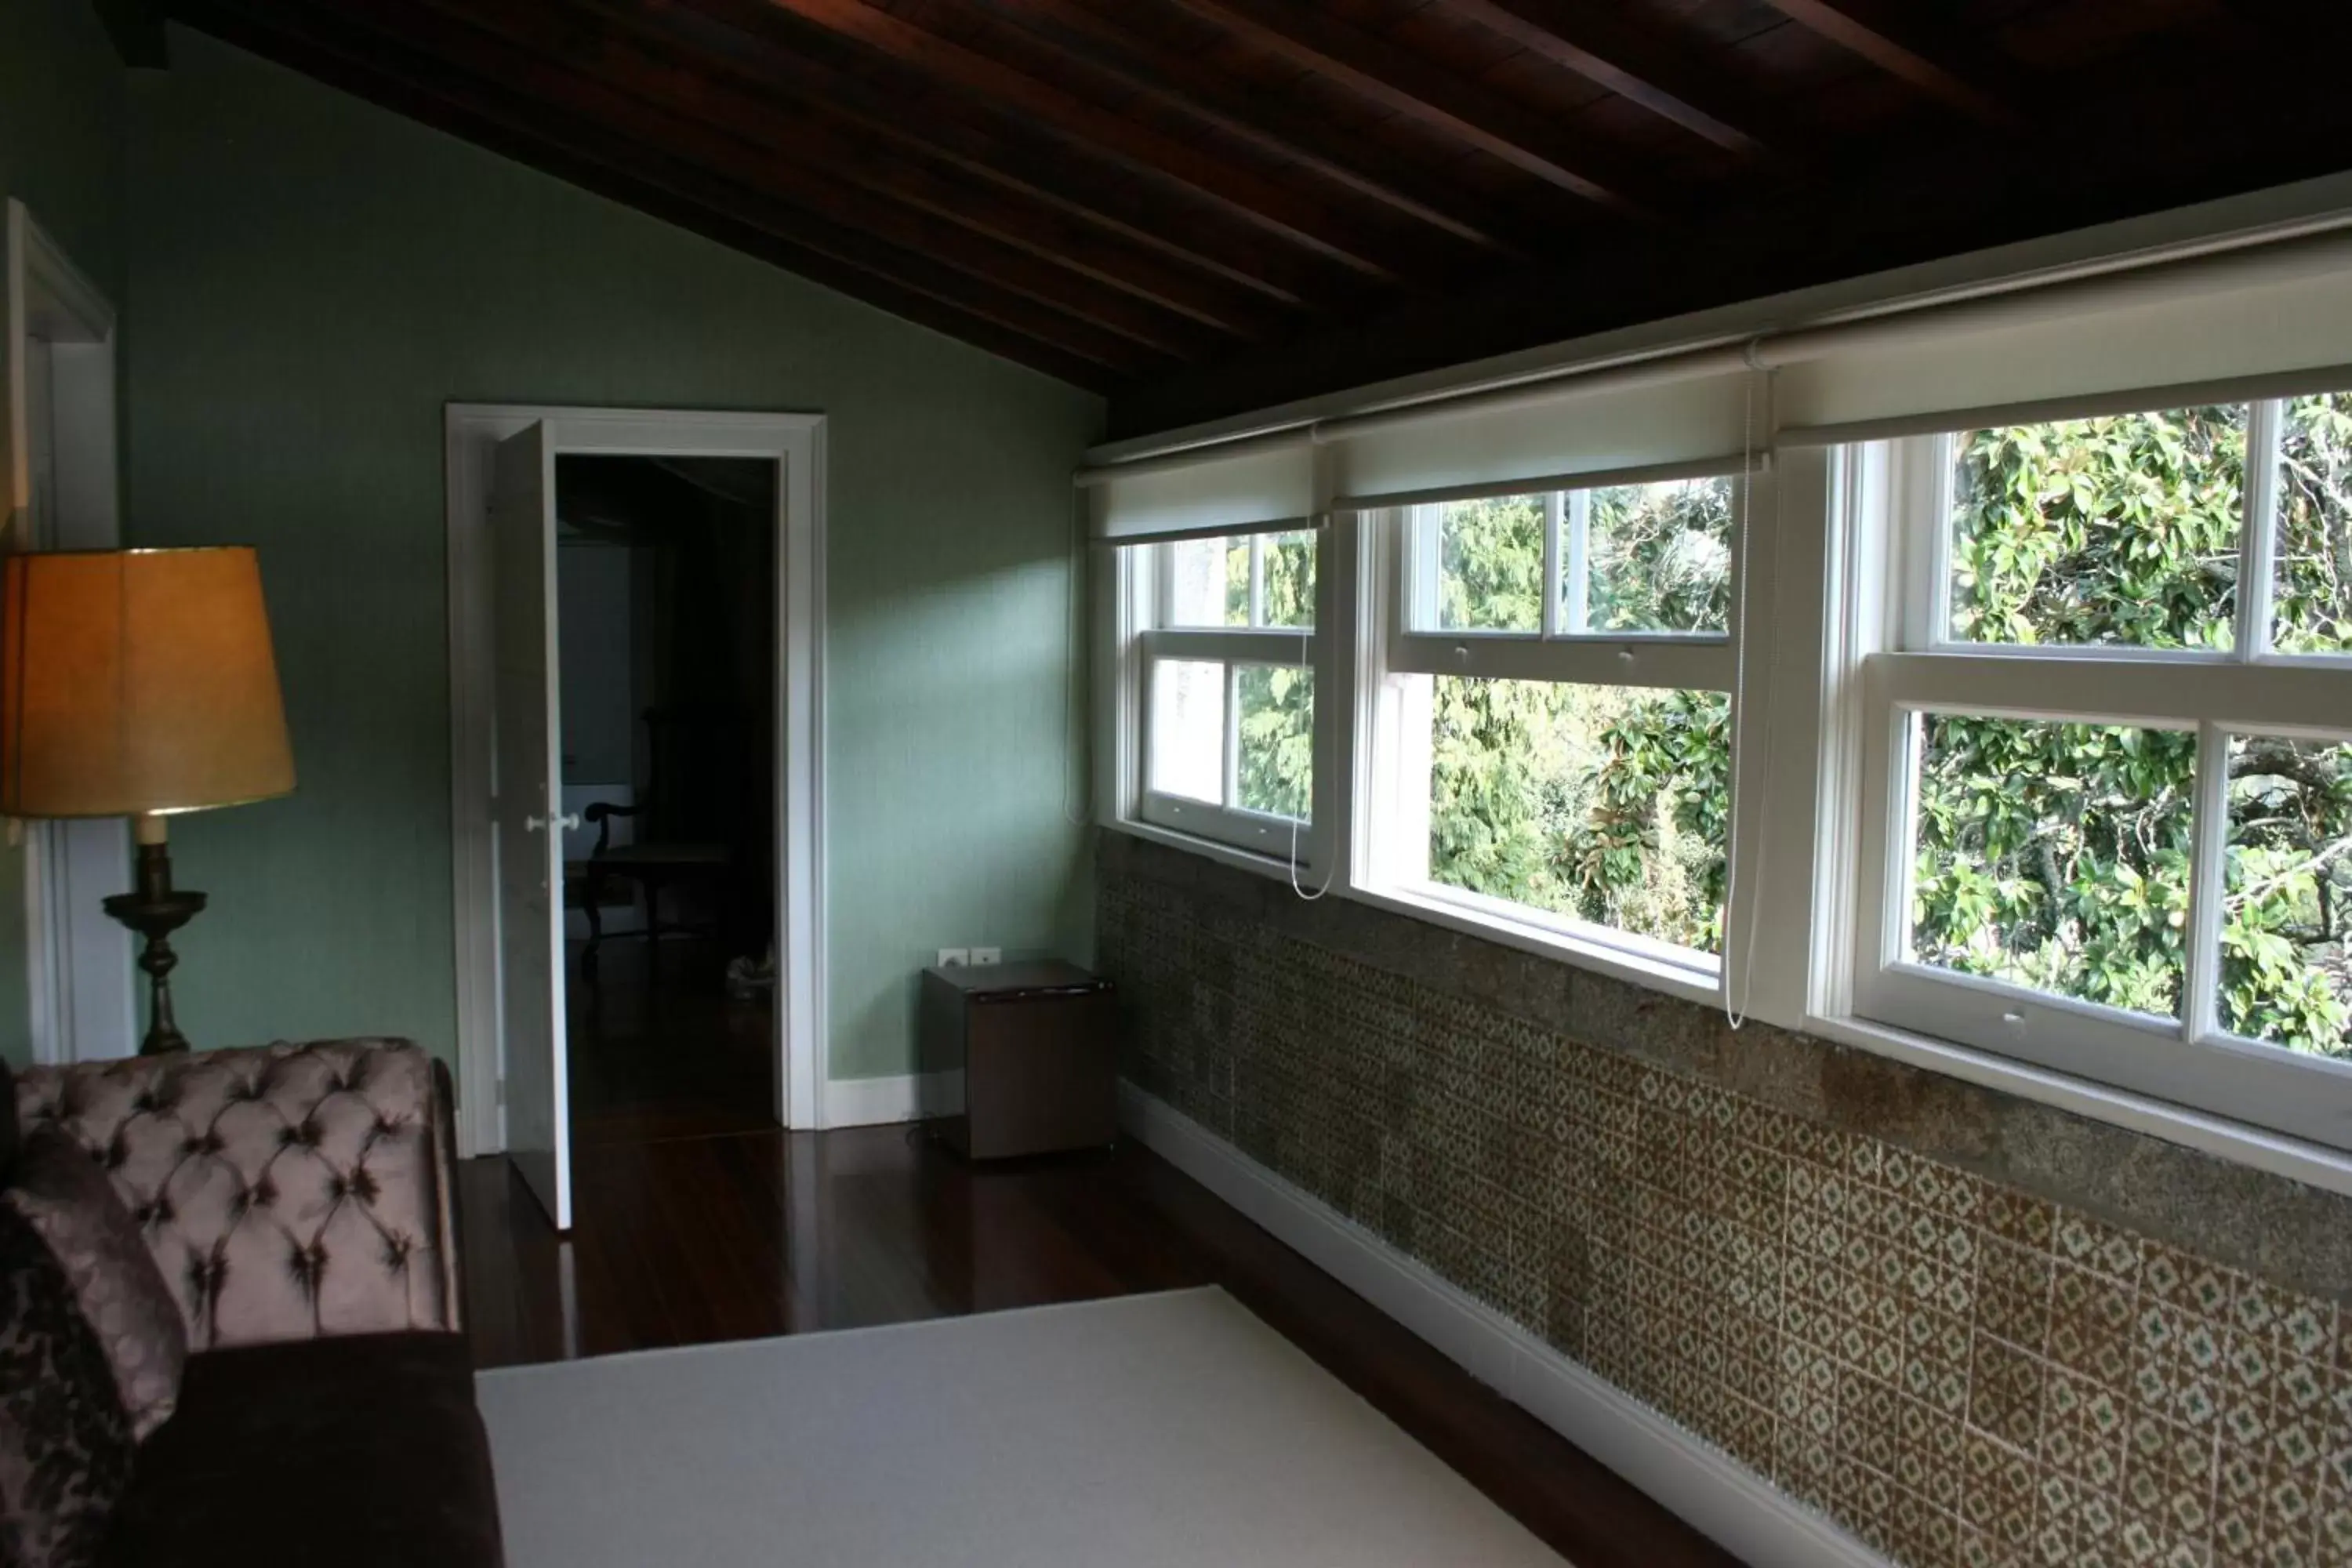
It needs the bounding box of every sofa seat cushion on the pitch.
[99,1332,502,1568]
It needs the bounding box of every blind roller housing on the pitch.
[1324,365,1758,509]
[1087,437,1314,543]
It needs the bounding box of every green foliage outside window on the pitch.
[1424,485,1733,953]
[1918,408,2352,1057]
[1231,532,1316,821]
[2275,395,2352,653]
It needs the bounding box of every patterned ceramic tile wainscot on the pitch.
[1098,855,2352,1568]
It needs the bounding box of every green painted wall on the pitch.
[0,0,129,1068]
[123,29,1102,1083]
[0,0,125,296]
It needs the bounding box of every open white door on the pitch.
[491,423,572,1230]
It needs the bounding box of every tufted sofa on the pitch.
[13,1038,504,1568]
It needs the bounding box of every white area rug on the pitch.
[477,1287,1566,1567]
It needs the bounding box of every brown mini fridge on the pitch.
[918,961,1117,1160]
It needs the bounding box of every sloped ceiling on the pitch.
[155,0,2352,434]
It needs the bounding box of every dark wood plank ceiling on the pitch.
[160,0,2352,435]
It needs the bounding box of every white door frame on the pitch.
[445,404,827,1156]
[4,200,137,1065]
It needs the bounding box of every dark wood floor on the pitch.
[458,1124,1740,1568]
[564,936,774,1146]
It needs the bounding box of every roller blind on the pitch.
[1079,225,2352,512]
[1773,235,2352,444]
[1084,435,1314,543]
[1322,359,1760,510]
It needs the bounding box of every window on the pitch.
[1363,470,1743,975]
[1852,397,2352,1145]
[1127,529,1323,860]
[1088,249,2352,1168]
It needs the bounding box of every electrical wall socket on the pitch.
[936,948,970,967]
[971,947,1003,966]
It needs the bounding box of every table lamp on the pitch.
[0,546,295,1054]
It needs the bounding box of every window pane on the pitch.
[1259,530,1316,630]
[1422,677,1730,955]
[1236,664,1312,820]
[1908,714,2194,1018]
[2217,736,2352,1058]
[1576,476,1733,635]
[1947,408,2245,651]
[2273,394,2352,655]
[1167,536,1250,627]
[1148,659,1225,804]
[1433,495,1544,633]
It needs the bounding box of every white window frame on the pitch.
[1355,459,1751,991]
[1846,412,2352,1152]
[1116,528,1335,869]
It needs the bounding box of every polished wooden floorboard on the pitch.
[458,1127,1740,1568]
[563,938,774,1147]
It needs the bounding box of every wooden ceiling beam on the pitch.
[1159,0,1657,212]
[1758,0,2023,129]
[747,0,1438,281]
[609,0,1347,307]
[978,0,1541,254]
[387,0,1272,347]
[176,0,1151,385]
[1439,0,1801,158]
[606,51,1297,336]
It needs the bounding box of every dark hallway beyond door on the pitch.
[554,452,779,1145]
[564,937,773,1146]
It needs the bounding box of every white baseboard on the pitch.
[822,1071,961,1129]
[822,1073,920,1128]
[1118,1083,1891,1568]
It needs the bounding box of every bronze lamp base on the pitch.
[101,822,205,1056]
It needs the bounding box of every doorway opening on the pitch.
[555,455,779,1146]
[447,405,826,1232]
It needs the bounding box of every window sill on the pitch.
[1345,881,1726,1013]
[1806,1011,2352,1202]
[1105,816,1330,889]
[1106,817,1722,1008]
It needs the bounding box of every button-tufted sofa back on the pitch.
[15,1040,460,1352]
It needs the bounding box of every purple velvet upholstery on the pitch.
[16,1041,459,1350]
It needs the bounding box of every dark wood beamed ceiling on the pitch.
[966,0,1534,252]
[161,0,2352,423]
[1434,0,1796,160]
[1154,0,1657,211]
[1756,0,2020,127]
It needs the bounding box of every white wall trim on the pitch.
[819,1073,922,1130]
[1119,1083,1893,1568]
[445,404,829,1155]
[5,199,136,1066]
[814,1072,968,1130]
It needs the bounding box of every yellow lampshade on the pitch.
[1,546,295,819]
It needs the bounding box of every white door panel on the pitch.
[492,423,570,1230]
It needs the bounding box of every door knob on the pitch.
[524,812,583,833]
